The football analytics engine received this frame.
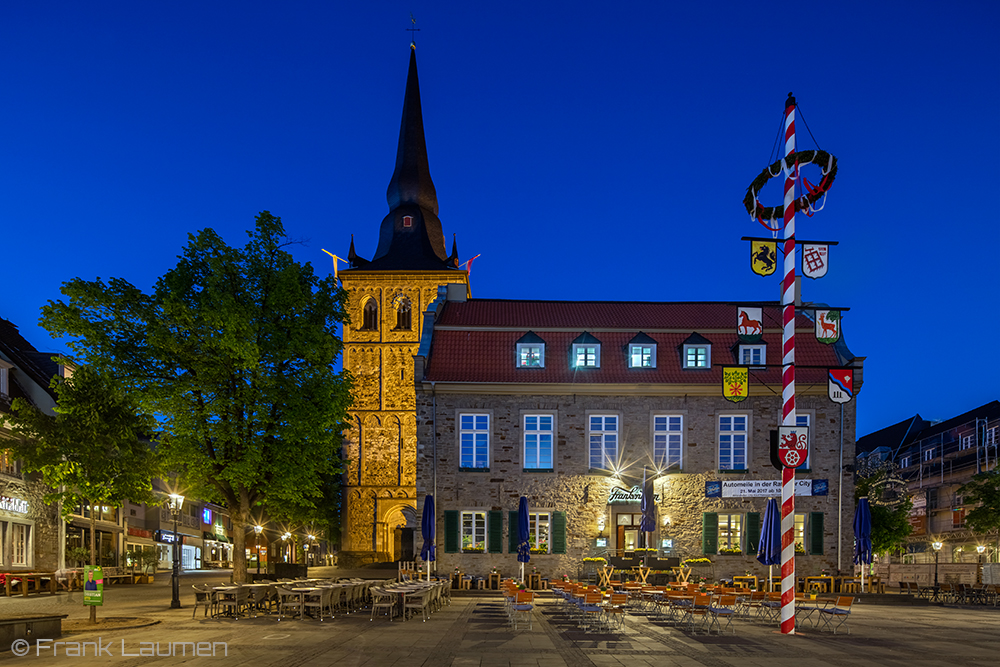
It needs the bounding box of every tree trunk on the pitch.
[89,501,97,624]
[231,499,249,583]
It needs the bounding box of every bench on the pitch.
[1,573,57,597]
[101,567,136,585]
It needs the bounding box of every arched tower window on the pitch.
[361,298,378,331]
[393,295,412,331]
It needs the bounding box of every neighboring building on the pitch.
[413,292,864,580]
[336,46,469,563]
[0,317,67,572]
[857,401,1000,563]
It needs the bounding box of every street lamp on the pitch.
[977,544,986,584]
[282,532,291,563]
[254,525,263,576]
[167,493,185,609]
[932,540,943,589]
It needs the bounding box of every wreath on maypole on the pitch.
[743,149,838,226]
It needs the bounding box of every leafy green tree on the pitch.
[959,470,1000,536]
[41,212,352,583]
[855,458,913,556]
[7,365,159,622]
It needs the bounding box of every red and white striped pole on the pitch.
[780,92,798,635]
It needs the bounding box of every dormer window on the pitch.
[681,333,712,369]
[739,344,766,367]
[628,333,657,368]
[0,360,10,396]
[571,333,602,368]
[516,331,546,368]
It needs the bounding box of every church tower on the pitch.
[338,45,469,563]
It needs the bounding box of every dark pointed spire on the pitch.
[367,46,451,270]
[348,234,368,268]
[448,234,459,268]
[386,45,438,215]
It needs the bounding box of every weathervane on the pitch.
[407,14,420,46]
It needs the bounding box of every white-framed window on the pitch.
[0,450,20,477]
[900,455,911,468]
[923,447,935,462]
[573,344,600,368]
[653,415,683,470]
[461,511,486,552]
[0,363,10,396]
[589,415,618,469]
[718,514,742,552]
[529,512,550,553]
[796,413,811,467]
[629,344,656,368]
[460,414,490,469]
[524,415,553,469]
[11,523,28,566]
[739,344,766,367]
[517,343,545,368]
[719,415,747,470]
[986,427,997,447]
[683,344,710,369]
[960,434,974,450]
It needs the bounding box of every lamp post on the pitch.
[254,525,263,576]
[932,541,943,590]
[282,532,291,563]
[977,544,986,584]
[167,493,185,609]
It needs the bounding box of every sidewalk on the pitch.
[1,579,998,665]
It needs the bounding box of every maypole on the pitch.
[742,92,841,637]
[779,93,798,636]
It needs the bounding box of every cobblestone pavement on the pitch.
[0,571,998,666]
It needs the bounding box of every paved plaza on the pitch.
[0,569,998,666]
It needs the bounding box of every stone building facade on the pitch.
[0,317,67,573]
[337,46,469,563]
[414,293,863,582]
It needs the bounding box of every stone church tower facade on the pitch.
[338,46,468,563]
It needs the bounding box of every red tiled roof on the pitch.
[425,300,845,384]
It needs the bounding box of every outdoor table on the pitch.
[4,572,58,597]
[633,566,650,584]
[733,575,757,590]
[599,566,614,588]
[213,586,242,617]
[805,576,834,593]
[488,573,500,590]
[291,587,322,619]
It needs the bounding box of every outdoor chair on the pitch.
[511,590,535,630]
[303,587,334,621]
[817,596,854,634]
[603,593,628,631]
[403,589,431,622]
[708,595,738,635]
[759,592,782,623]
[192,585,218,619]
[276,586,303,621]
[682,594,713,634]
[795,595,827,627]
[370,586,397,621]
[218,586,250,619]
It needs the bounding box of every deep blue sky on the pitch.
[2,2,997,438]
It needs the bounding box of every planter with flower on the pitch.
[680,557,714,581]
[581,556,606,579]
[719,547,743,555]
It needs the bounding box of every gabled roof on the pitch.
[906,401,1000,444]
[856,415,925,456]
[0,317,61,410]
[424,299,850,385]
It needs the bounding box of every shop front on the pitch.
[0,492,57,571]
[155,530,202,570]
[203,531,232,568]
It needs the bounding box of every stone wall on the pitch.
[0,475,62,571]
[415,389,856,582]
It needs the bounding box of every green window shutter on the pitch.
[809,512,824,555]
[444,510,459,554]
[702,513,718,554]
[508,511,519,553]
[488,511,503,553]
[552,511,567,554]
[745,512,761,554]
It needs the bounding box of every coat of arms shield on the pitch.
[815,310,841,344]
[737,306,763,342]
[828,369,854,403]
[802,243,829,279]
[750,241,777,276]
[722,367,749,402]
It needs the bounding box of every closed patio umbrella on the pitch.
[757,497,781,592]
[517,496,530,583]
[420,495,435,581]
[854,497,873,592]
[639,468,656,546]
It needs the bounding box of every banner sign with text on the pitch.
[705,479,828,498]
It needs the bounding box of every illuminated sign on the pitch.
[607,486,661,504]
[0,496,28,514]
